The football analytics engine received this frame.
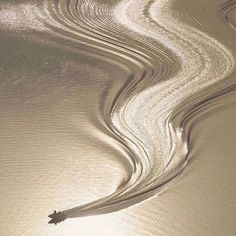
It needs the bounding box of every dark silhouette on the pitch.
[48,210,66,225]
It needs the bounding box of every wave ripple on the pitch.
[1,0,234,221]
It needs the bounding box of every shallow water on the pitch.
[0,0,235,235]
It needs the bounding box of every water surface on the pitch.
[0,0,235,235]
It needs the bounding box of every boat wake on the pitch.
[0,0,234,222]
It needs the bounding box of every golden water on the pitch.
[0,0,235,235]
